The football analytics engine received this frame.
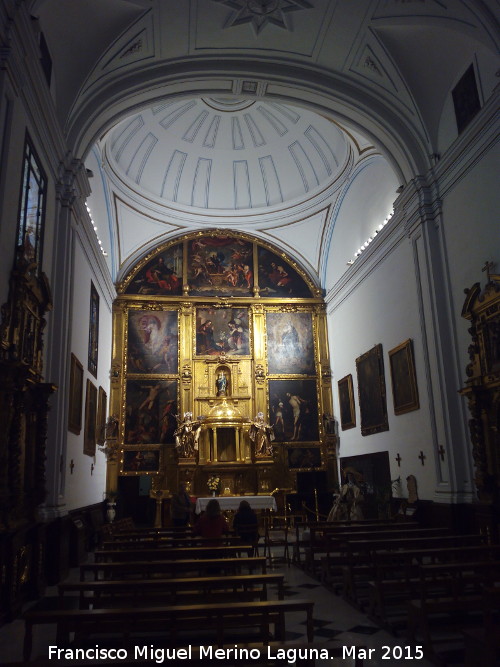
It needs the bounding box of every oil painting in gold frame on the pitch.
[338,374,356,430]
[388,339,419,415]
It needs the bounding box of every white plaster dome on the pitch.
[106,97,349,211]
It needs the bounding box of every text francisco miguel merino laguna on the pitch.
[48,644,379,662]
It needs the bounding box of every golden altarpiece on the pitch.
[106,231,337,512]
[460,264,500,538]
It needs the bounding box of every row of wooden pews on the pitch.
[22,520,317,664]
[294,516,500,666]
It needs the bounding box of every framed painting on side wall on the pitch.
[68,353,84,435]
[83,379,98,456]
[356,344,389,436]
[88,281,99,377]
[338,374,356,430]
[388,339,420,415]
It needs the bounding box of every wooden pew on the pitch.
[101,535,246,549]
[23,599,315,660]
[406,565,500,664]
[339,533,485,606]
[80,556,267,580]
[302,523,431,574]
[368,546,500,630]
[463,586,500,666]
[94,544,251,562]
[60,573,285,607]
[293,519,418,564]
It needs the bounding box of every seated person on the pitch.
[233,500,259,554]
[193,499,229,545]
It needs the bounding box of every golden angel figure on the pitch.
[174,412,203,458]
[249,412,275,457]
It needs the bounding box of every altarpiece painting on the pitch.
[195,307,250,356]
[266,311,314,374]
[269,379,319,442]
[127,310,178,374]
[124,379,177,445]
[188,235,253,296]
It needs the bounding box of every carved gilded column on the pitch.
[251,304,266,417]
[180,302,194,415]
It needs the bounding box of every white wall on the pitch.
[327,233,436,499]
[324,156,400,291]
[63,229,113,510]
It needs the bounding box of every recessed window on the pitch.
[452,64,481,134]
[16,136,47,271]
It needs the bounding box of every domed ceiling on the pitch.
[105,97,349,211]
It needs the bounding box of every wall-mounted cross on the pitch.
[69,460,75,474]
[90,463,94,476]
[418,450,426,466]
[482,260,496,282]
[438,445,445,462]
[395,453,402,467]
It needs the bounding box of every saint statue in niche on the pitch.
[216,370,228,396]
[249,412,275,458]
[174,412,203,458]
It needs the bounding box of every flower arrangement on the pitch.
[207,475,221,493]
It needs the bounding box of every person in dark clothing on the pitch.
[233,500,259,555]
[193,499,229,545]
[170,483,192,527]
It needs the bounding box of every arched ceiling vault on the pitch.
[32,0,499,290]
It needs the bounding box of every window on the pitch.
[16,136,47,271]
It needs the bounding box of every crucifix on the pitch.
[90,463,94,476]
[395,453,402,467]
[438,445,445,462]
[482,260,496,282]
[418,450,426,466]
[69,460,75,474]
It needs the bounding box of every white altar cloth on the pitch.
[195,495,277,514]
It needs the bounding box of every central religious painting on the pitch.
[188,236,253,296]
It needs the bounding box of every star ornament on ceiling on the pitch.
[212,0,314,35]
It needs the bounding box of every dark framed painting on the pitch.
[88,281,99,377]
[268,379,319,442]
[83,379,98,456]
[124,245,182,295]
[287,446,323,470]
[188,234,253,296]
[195,306,250,356]
[124,379,177,445]
[338,374,356,430]
[96,386,107,445]
[258,247,312,298]
[388,339,419,415]
[356,344,389,436]
[452,63,481,134]
[121,447,161,474]
[68,353,84,435]
[127,309,178,374]
[266,311,315,375]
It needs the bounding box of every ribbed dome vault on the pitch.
[106,97,349,211]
